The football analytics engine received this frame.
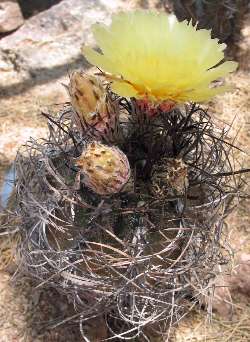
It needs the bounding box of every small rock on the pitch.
[204,254,250,319]
[0,0,125,93]
[0,0,128,165]
[210,276,233,319]
[0,0,24,33]
[229,253,250,297]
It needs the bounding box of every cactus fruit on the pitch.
[76,142,130,195]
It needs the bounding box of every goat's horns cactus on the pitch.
[76,142,131,195]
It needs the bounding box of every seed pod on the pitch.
[77,142,130,195]
[68,71,120,141]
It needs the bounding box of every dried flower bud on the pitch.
[151,158,188,196]
[69,71,105,124]
[166,158,189,194]
[77,142,130,195]
[68,71,120,141]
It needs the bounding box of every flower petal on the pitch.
[111,81,138,98]
[82,46,118,74]
[200,61,238,85]
[188,86,232,102]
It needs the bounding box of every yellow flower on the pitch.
[82,11,238,103]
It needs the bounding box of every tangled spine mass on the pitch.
[14,74,245,340]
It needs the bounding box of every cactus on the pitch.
[11,10,248,341]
